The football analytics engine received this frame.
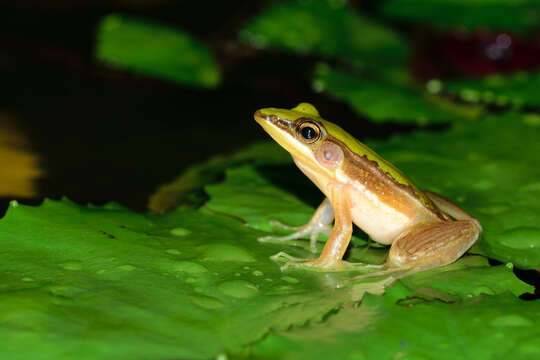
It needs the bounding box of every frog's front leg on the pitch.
[272,186,354,270]
[259,197,334,253]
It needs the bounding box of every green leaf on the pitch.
[0,199,530,358]
[250,286,540,360]
[379,0,540,33]
[149,142,290,213]
[240,0,408,67]
[370,113,540,269]
[95,14,220,87]
[313,63,481,124]
[444,71,540,108]
[0,199,392,359]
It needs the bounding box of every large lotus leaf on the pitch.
[374,113,540,269]
[0,200,531,359]
[0,199,413,359]
[239,0,408,67]
[313,63,482,124]
[250,283,540,360]
[379,0,540,33]
[444,71,540,108]
[206,112,540,269]
[95,14,220,87]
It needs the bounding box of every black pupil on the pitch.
[301,126,317,140]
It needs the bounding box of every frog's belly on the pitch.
[348,189,413,245]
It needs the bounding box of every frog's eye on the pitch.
[297,121,321,144]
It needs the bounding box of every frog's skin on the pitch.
[254,103,482,282]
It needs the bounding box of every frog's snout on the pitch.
[254,110,293,131]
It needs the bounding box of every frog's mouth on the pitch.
[254,110,316,165]
[254,110,296,149]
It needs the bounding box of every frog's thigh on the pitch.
[387,220,481,271]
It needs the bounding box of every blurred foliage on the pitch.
[445,71,540,107]
[0,115,42,197]
[313,63,482,124]
[239,0,408,68]
[96,14,220,87]
[378,0,540,32]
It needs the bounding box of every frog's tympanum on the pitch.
[254,103,482,282]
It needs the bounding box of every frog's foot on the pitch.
[259,220,332,253]
[270,251,384,272]
[336,266,413,288]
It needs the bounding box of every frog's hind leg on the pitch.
[342,218,482,286]
[259,197,334,252]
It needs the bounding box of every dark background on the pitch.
[1,0,539,212]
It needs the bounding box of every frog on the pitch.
[254,102,482,282]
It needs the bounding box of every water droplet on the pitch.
[172,261,208,274]
[60,261,83,271]
[426,79,442,94]
[185,277,197,284]
[519,181,540,193]
[522,114,540,127]
[252,270,264,276]
[312,79,325,93]
[281,276,300,284]
[218,280,259,298]
[243,266,250,270]
[478,204,509,215]
[472,286,495,296]
[48,285,81,297]
[460,88,480,102]
[490,314,533,327]
[190,295,224,310]
[199,243,255,263]
[21,277,34,282]
[166,249,181,255]
[499,227,540,250]
[170,227,191,237]
[472,179,494,190]
[117,264,136,271]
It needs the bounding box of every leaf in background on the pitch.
[0,114,43,197]
[378,0,540,33]
[313,63,482,124]
[370,113,540,269]
[95,14,220,87]
[444,71,540,108]
[240,0,408,68]
[250,284,540,360]
[148,142,290,213]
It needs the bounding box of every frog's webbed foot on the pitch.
[336,266,411,288]
[259,220,332,253]
[258,198,334,253]
[270,251,383,272]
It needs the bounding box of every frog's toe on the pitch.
[269,220,301,231]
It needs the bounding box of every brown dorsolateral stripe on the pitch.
[324,134,449,221]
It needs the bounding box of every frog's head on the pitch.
[254,103,346,175]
